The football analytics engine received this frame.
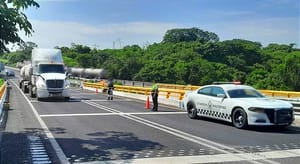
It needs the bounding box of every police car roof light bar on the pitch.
[213,81,241,85]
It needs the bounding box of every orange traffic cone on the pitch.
[145,96,150,109]
[96,88,98,94]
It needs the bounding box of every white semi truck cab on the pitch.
[21,48,71,100]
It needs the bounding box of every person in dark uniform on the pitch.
[151,81,159,111]
[107,79,114,100]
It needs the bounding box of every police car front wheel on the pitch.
[232,108,248,129]
[187,103,198,119]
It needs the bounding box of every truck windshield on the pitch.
[39,64,65,74]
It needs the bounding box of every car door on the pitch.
[195,86,213,116]
[210,86,230,121]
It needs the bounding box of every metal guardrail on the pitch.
[83,82,186,100]
[83,82,300,112]
[0,83,6,97]
[260,90,300,98]
[0,82,10,126]
[83,82,300,99]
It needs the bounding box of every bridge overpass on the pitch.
[0,70,300,164]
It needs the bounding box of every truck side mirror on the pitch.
[66,72,72,78]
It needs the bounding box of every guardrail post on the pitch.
[4,82,11,110]
[166,92,170,99]
[179,93,184,100]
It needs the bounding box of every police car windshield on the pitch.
[39,64,65,74]
[227,89,265,98]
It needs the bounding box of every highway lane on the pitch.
[2,78,300,164]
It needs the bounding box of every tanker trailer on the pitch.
[70,67,85,77]
[83,68,106,79]
[19,64,31,93]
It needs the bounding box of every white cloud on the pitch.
[20,20,178,49]
[201,17,299,47]
[20,17,299,49]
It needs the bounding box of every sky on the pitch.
[19,0,300,49]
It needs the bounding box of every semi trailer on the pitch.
[19,48,71,100]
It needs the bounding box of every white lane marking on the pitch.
[83,101,279,164]
[10,80,70,164]
[77,149,300,164]
[86,99,133,102]
[83,101,233,152]
[40,112,186,117]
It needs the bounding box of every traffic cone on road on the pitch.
[145,96,150,109]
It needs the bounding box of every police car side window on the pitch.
[198,87,212,96]
[211,87,225,97]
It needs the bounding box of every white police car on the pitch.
[183,82,294,129]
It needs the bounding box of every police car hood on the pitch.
[40,73,66,80]
[233,97,293,109]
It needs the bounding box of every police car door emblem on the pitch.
[208,100,212,110]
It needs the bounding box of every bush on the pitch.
[0,78,4,86]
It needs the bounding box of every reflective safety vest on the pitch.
[151,83,159,91]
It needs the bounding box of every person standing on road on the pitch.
[151,81,159,111]
[107,78,114,100]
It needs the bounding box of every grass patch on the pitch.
[0,59,8,64]
[0,78,4,86]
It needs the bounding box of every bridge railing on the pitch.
[83,82,300,112]
[83,82,187,100]
[260,90,300,98]
[84,82,300,99]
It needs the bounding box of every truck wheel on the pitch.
[22,85,29,93]
[187,102,198,119]
[24,86,29,93]
[232,108,248,129]
[29,86,36,98]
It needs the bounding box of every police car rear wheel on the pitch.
[232,108,248,129]
[187,103,198,119]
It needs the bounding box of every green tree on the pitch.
[0,0,39,52]
[162,28,219,43]
[283,52,300,91]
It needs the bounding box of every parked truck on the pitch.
[19,48,71,100]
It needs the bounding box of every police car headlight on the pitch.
[248,107,265,113]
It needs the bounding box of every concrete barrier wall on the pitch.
[83,86,184,110]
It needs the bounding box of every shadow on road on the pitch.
[2,128,163,163]
[196,117,300,134]
[52,130,165,163]
[35,97,90,103]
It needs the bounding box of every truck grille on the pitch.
[264,108,293,125]
[46,80,64,88]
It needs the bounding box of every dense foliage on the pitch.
[0,0,39,53]
[0,78,4,86]
[1,28,299,91]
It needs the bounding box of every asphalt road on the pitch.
[1,76,300,164]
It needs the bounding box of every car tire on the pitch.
[24,86,29,93]
[232,108,248,129]
[29,85,36,98]
[22,85,29,93]
[187,102,198,119]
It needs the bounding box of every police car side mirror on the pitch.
[217,94,226,98]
